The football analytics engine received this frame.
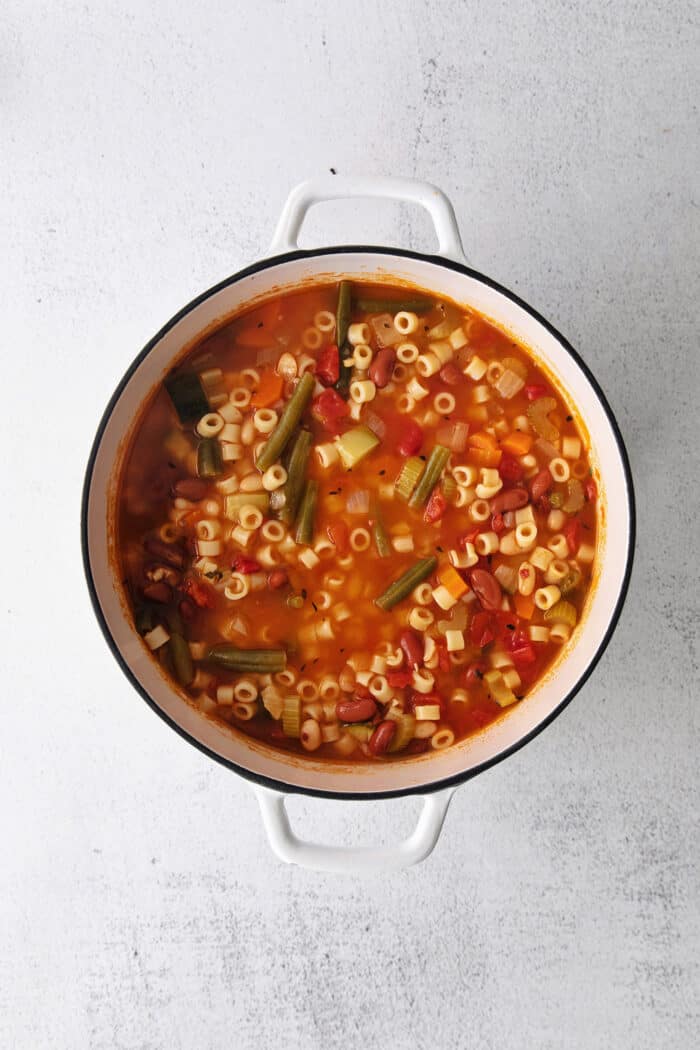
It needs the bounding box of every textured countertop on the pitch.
[3,2,698,1047]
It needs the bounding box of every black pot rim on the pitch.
[81,245,636,801]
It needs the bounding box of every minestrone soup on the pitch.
[117,281,598,760]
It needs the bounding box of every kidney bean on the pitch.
[144,537,184,568]
[400,629,423,668]
[178,598,197,622]
[368,348,396,389]
[336,697,377,723]
[397,418,423,456]
[530,468,553,501]
[470,568,502,611]
[369,720,397,756]
[439,361,461,385]
[142,582,173,604]
[268,570,288,590]
[172,477,209,500]
[490,486,529,514]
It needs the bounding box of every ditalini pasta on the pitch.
[118,281,598,760]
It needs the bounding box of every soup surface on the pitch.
[118,281,598,761]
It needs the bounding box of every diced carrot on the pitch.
[251,369,284,408]
[468,446,502,468]
[438,564,469,600]
[514,593,535,620]
[500,431,533,456]
[469,430,499,451]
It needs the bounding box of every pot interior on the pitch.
[84,249,633,796]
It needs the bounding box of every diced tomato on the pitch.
[424,487,447,524]
[458,527,481,549]
[312,388,349,428]
[585,478,597,502]
[492,512,505,534]
[510,642,537,670]
[465,661,487,688]
[315,344,340,386]
[470,611,496,648]
[536,494,551,514]
[498,452,524,483]
[386,670,412,689]
[397,418,423,456]
[232,555,261,574]
[436,642,451,673]
[565,518,582,555]
[182,577,216,609]
[525,383,549,401]
[327,520,349,556]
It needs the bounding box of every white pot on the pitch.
[82,176,634,872]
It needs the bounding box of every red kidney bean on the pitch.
[144,537,184,568]
[336,697,377,723]
[490,486,529,514]
[142,582,173,604]
[400,629,423,668]
[368,348,396,389]
[369,720,397,756]
[470,568,502,611]
[268,570,288,590]
[178,598,197,622]
[172,477,209,500]
[530,468,553,501]
[439,361,461,385]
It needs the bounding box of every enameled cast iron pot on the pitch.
[82,177,635,872]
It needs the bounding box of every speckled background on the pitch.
[3,1,699,1047]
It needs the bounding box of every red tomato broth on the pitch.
[117,281,598,762]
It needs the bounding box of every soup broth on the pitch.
[117,281,597,760]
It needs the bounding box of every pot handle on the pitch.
[268,175,466,263]
[253,784,456,873]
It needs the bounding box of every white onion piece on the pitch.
[346,489,370,514]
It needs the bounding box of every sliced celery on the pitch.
[544,599,577,626]
[388,713,416,752]
[394,456,424,500]
[484,670,518,707]
[224,492,270,519]
[282,695,302,737]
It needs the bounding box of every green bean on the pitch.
[374,556,437,611]
[335,347,353,397]
[336,280,352,349]
[278,429,312,524]
[409,445,450,507]
[135,605,155,634]
[295,479,318,545]
[370,503,391,558]
[169,632,194,687]
[256,372,314,472]
[206,646,287,674]
[164,371,210,423]
[354,297,434,314]
[166,605,185,637]
[197,437,223,478]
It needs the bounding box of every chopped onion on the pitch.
[494,564,518,594]
[230,615,249,636]
[437,603,468,635]
[364,411,387,439]
[495,369,525,400]
[370,313,403,348]
[346,489,370,515]
[502,511,515,528]
[436,420,469,452]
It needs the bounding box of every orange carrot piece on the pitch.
[438,564,469,600]
[501,431,533,456]
[469,430,499,451]
[251,369,284,408]
[514,593,535,620]
[468,446,502,468]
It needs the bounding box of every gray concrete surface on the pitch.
[2,1,698,1047]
